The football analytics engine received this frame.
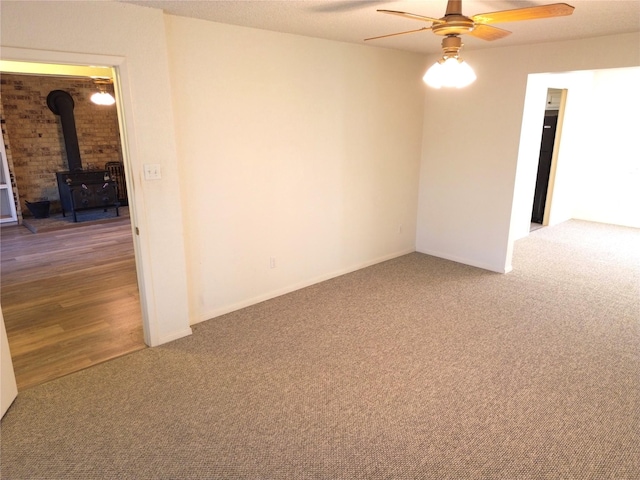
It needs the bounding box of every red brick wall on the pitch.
[0,74,122,215]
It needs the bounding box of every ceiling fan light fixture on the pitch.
[423,35,476,89]
[423,56,476,89]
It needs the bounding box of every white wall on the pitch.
[1,1,191,345]
[570,67,640,228]
[513,66,640,239]
[417,33,640,273]
[165,16,426,322]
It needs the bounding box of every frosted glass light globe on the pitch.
[423,57,476,89]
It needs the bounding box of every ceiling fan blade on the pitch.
[468,24,512,41]
[365,26,432,41]
[377,9,445,24]
[472,3,574,25]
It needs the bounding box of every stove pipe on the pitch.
[47,90,82,171]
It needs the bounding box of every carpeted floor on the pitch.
[1,220,638,479]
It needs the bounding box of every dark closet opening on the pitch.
[531,109,559,224]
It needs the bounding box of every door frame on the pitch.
[0,47,154,346]
[531,89,567,227]
[540,89,567,226]
[1,310,18,417]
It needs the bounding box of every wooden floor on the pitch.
[1,217,145,391]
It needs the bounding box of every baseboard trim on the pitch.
[154,327,193,346]
[194,248,416,325]
[416,248,511,274]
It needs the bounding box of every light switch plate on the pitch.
[144,163,162,180]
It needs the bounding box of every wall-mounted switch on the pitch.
[144,164,162,180]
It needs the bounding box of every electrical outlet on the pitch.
[144,163,162,180]
[270,257,276,269]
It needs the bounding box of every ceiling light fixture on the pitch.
[423,36,476,89]
[90,91,116,105]
[90,78,116,106]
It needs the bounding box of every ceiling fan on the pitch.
[366,1,575,44]
[365,0,574,87]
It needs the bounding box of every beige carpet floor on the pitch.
[1,220,638,479]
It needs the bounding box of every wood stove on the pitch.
[56,171,119,222]
[47,89,120,221]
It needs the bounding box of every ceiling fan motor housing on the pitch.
[431,14,475,36]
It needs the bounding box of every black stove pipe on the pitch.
[47,90,83,171]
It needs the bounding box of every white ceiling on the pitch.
[117,0,640,55]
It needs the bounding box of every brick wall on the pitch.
[0,74,123,215]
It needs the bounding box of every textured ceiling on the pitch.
[117,0,640,55]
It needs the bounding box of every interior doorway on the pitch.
[530,88,565,229]
[0,61,145,390]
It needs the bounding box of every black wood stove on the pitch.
[56,171,119,222]
[47,89,120,222]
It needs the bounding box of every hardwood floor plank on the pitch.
[1,218,146,391]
